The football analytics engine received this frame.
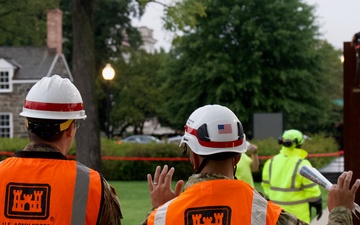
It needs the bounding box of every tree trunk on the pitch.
[71,0,101,172]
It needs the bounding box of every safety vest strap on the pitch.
[251,191,267,225]
[270,196,321,206]
[270,186,302,192]
[269,157,303,190]
[71,163,91,225]
[153,199,173,225]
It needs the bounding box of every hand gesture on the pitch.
[248,144,258,154]
[328,171,360,211]
[147,165,184,208]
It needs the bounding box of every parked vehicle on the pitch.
[120,135,163,144]
[166,135,183,145]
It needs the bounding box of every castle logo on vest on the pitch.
[185,206,231,225]
[5,183,51,220]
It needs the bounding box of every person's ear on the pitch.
[192,152,200,170]
[65,123,74,137]
[234,155,241,165]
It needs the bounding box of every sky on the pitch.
[131,0,360,52]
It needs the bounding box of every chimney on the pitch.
[47,9,63,54]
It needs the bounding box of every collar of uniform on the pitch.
[280,146,308,159]
[14,150,68,160]
[184,173,230,190]
[23,143,61,152]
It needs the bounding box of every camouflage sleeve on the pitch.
[276,210,308,225]
[98,178,123,225]
[327,206,352,225]
[276,206,352,225]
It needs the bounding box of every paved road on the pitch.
[310,208,329,225]
[310,156,344,225]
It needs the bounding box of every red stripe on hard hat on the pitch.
[185,125,243,148]
[24,100,83,111]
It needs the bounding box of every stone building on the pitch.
[0,9,72,138]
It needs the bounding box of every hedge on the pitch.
[0,134,340,181]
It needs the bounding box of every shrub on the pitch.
[100,141,193,180]
[0,134,340,181]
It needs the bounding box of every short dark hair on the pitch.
[201,152,241,160]
[26,118,68,142]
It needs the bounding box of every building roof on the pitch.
[0,46,59,80]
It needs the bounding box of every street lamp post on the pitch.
[102,63,115,139]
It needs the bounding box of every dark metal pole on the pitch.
[105,80,110,139]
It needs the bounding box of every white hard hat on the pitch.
[180,104,246,155]
[20,75,86,120]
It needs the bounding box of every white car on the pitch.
[166,135,183,145]
[121,135,163,144]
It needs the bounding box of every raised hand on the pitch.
[328,171,360,212]
[147,165,184,208]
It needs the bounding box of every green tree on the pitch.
[310,41,343,137]
[61,0,143,68]
[0,0,58,46]
[107,49,166,137]
[159,0,341,134]
[0,0,153,169]
[61,0,145,140]
[62,0,145,170]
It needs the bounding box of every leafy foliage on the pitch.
[0,0,59,46]
[60,0,143,69]
[159,0,342,135]
[100,50,167,137]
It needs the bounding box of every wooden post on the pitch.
[343,41,360,224]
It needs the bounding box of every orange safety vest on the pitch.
[148,179,282,225]
[0,152,103,225]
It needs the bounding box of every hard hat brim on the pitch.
[20,108,87,120]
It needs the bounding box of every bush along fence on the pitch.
[0,134,342,181]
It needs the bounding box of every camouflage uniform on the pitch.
[141,173,352,225]
[23,144,123,225]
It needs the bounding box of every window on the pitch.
[0,58,14,92]
[0,71,10,90]
[0,113,12,138]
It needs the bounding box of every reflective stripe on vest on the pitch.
[269,157,303,193]
[149,180,282,225]
[251,189,267,224]
[72,163,90,225]
[270,196,321,206]
[154,199,174,225]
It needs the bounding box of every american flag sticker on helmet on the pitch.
[218,124,232,134]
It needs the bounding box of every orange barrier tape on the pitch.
[66,155,188,161]
[0,150,344,161]
[0,151,14,156]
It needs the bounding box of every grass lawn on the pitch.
[109,181,152,225]
[110,181,329,224]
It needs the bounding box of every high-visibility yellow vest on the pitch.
[261,147,321,223]
[148,179,282,225]
[0,152,102,225]
[236,153,255,187]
